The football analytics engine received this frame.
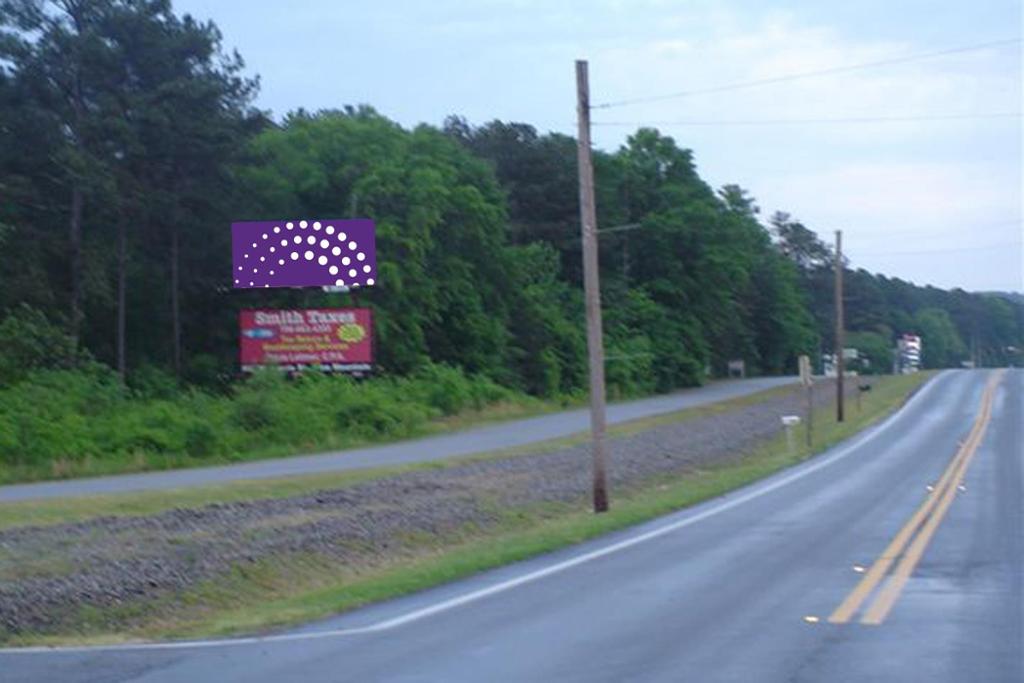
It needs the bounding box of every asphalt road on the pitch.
[0,376,796,502]
[3,369,1021,682]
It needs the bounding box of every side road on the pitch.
[0,375,833,639]
[0,376,795,502]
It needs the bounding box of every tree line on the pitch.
[2,0,1021,398]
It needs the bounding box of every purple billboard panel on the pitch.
[232,219,377,289]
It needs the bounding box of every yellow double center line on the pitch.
[828,370,1004,626]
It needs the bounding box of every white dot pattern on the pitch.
[233,219,377,289]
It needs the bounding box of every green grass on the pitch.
[0,392,561,486]
[0,363,586,486]
[0,381,797,530]
[0,372,931,646]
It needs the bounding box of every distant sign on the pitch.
[232,219,376,289]
[240,308,372,372]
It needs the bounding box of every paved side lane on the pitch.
[0,376,795,502]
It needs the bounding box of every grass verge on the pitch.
[0,381,798,530]
[0,372,932,646]
[0,392,570,486]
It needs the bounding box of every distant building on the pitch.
[896,334,922,374]
[822,349,860,377]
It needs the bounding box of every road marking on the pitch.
[859,371,1001,625]
[827,427,976,623]
[827,371,1002,626]
[0,372,953,655]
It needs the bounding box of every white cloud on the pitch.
[581,10,1021,289]
[756,160,1022,290]
[759,161,1019,228]
[589,13,1019,141]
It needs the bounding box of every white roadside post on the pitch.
[799,354,813,448]
[781,415,801,456]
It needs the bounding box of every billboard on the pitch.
[240,308,372,372]
[232,219,377,289]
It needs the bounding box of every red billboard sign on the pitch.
[240,308,372,372]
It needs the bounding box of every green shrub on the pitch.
[0,366,125,466]
[410,364,473,415]
[0,361,532,477]
[0,305,87,385]
[128,365,180,399]
[183,421,219,458]
[406,363,513,415]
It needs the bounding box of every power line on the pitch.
[854,241,1023,257]
[544,219,1023,248]
[594,37,1022,109]
[592,112,1021,127]
[846,219,1023,237]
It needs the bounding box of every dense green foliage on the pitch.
[447,121,822,388]
[1,1,1021,475]
[770,212,1022,370]
[236,110,587,395]
[0,360,520,477]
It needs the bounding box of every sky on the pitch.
[177,0,1023,293]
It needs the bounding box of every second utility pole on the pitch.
[834,229,845,423]
[575,59,610,513]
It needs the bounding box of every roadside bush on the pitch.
[409,363,513,415]
[333,383,432,439]
[0,305,87,385]
[103,399,200,455]
[604,334,657,400]
[231,370,336,446]
[0,361,534,478]
[128,365,180,399]
[184,353,232,391]
[232,370,284,432]
[0,367,120,465]
[0,413,16,457]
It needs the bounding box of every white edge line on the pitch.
[0,371,952,655]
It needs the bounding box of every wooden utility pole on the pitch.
[575,59,609,513]
[835,230,845,423]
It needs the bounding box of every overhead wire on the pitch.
[852,242,1023,257]
[581,37,1022,277]
[593,37,1022,109]
[845,219,1023,237]
[591,112,1021,127]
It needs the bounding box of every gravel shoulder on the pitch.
[0,379,855,638]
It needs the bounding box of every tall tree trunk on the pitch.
[116,212,127,381]
[170,224,182,378]
[69,185,84,347]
